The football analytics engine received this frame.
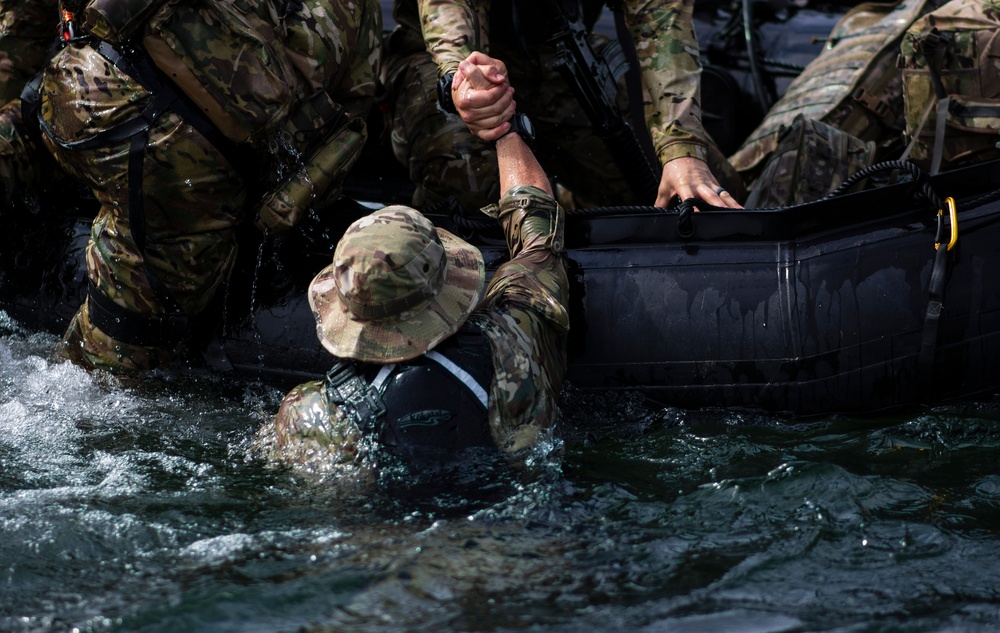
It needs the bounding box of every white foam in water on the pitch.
[0,326,150,494]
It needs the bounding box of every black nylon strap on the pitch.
[94,41,256,181]
[38,88,172,151]
[611,2,658,171]
[949,101,1000,118]
[918,243,950,391]
[87,281,190,347]
[325,361,387,430]
[126,122,187,317]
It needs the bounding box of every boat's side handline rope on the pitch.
[439,160,1000,234]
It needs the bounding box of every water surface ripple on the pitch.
[1,324,998,633]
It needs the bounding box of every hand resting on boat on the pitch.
[656,156,743,211]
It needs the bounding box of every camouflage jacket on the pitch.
[0,0,60,103]
[263,185,570,468]
[393,0,711,166]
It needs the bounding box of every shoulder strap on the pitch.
[425,350,489,409]
[324,360,387,431]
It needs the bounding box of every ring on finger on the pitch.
[715,186,726,196]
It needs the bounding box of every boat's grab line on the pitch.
[443,160,1000,238]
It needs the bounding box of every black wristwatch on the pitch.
[498,113,535,145]
[436,71,457,114]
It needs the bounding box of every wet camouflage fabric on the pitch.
[729,0,935,181]
[743,116,876,208]
[37,0,381,372]
[383,0,713,209]
[40,42,247,372]
[139,0,382,231]
[256,380,366,475]
[259,0,382,231]
[260,185,570,466]
[0,0,59,103]
[900,0,1000,171]
[310,205,486,363]
[143,0,380,145]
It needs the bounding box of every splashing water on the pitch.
[2,322,1000,632]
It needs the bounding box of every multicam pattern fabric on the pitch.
[743,116,876,208]
[380,41,501,211]
[900,0,1000,171]
[34,0,381,372]
[0,0,58,103]
[383,0,713,210]
[259,185,570,466]
[728,0,936,181]
[310,205,486,363]
[40,42,247,372]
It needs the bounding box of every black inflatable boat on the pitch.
[3,0,997,416]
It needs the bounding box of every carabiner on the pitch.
[934,196,958,251]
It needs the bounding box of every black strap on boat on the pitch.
[918,242,949,391]
[918,195,958,392]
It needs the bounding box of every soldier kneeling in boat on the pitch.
[256,54,570,469]
[11,0,381,372]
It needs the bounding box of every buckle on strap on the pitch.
[324,361,387,429]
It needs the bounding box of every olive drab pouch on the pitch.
[729,0,937,183]
[744,116,876,208]
[256,114,368,234]
[140,0,302,144]
[900,0,1000,174]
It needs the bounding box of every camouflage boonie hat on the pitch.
[310,206,486,363]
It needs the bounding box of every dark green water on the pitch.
[2,322,999,633]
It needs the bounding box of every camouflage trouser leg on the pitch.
[382,45,500,213]
[39,43,246,372]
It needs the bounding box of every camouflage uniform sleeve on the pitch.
[258,380,363,469]
[475,185,569,454]
[418,0,490,77]
[0,0,59,103]
[624,0,711,165]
